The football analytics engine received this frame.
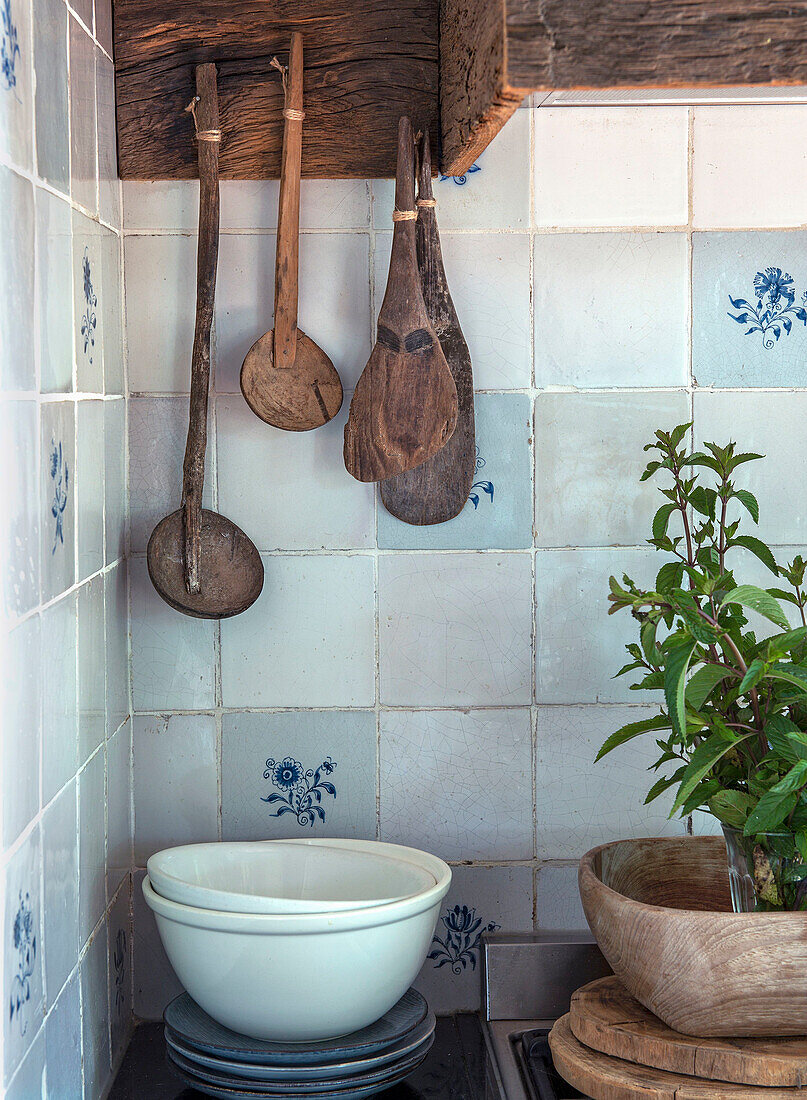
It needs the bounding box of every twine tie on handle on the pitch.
[417,198,437,208]
[271,56,306,121]
[185,95,222,143]
[392,209,417,221]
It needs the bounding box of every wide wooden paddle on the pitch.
[380,132,475,523]
[240,33,343,431]
[343,116,458,483]
[148,64,263,619]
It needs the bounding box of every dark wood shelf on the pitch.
[113,0,807,180]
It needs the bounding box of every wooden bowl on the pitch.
[579,836,807,1037]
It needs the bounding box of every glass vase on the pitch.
[722,825,807,912]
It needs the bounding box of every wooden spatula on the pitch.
[343,116,458,483]
[240,33,343,432]
[380,132,476,524]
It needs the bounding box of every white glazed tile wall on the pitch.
[0,0,133,1092]
[119,100,807,1023]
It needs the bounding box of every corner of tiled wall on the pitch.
[123,94,807,1020]
[1,0,133,1094]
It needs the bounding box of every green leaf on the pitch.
[644,773,678,805]
[738,658,765,695]
[744,789,798,835]
[797,832,807,862]
[595,715,671,761]
[640,619,658,664]
[689,486,716,519]
[726,451,765,472]
[720,585,789,631]
[765,627,807,658]
[771,760,807,795]
[652,503,677,541]
[708,789,756,829]
[671,730,753,816]
[664,640,698,740]
[765,714,807,764]
[685,664,731,709]
[734,489,759,524]
[767,663,807,693]
[728,536,779,576]
[656,562,684,592]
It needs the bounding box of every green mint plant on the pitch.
[597,422,807,910]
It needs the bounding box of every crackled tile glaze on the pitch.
[535,705,682,858]
[379,554,532,706]
[380,709,532,860]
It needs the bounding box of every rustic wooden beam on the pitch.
[439,0,807,178]
[114,0,438,179]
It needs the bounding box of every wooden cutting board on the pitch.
[549,1016,807,1100]
[569,977,807,1089]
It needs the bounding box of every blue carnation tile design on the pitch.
[48,438,69,554]
[1,0,20,95]
[378,393,530,550]
[221,711,376,842]
[693,231,807,387]
[9,890,36,1036]
[428,904,500,973]
[727,267,807,347]
[261,756,337,827]
[440,161,481,186]
[80,246,98,366]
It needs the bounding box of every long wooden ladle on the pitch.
[147,64,264,619]
[240,34,343,431]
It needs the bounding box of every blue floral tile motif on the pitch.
[9,890,36,1036]
[113,928,127,1014]
[428,904,500,974]
[80,247,98,365]
[261,756,337,827]
[468,449,494,510]
[728,267,807,348]
[378,393,530,551]
[1,0,20,94]
[440,162,481,186]
[49,439,69,554]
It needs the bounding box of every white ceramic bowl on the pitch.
[148,838,437,915]
[142,840,451,1042]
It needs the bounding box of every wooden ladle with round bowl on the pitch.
[148,64,263,619]
[240,33,343,431]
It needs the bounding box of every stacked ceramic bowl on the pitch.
[144,838,451,1098]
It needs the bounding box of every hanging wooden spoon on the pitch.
[148,64,263,619]
[343,116,458,483]
[380,131,476,524]
[240,34,343,432]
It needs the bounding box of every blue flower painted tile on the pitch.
[221,711,376,842]
[378,394,532,550]
[0,0,32,171]
[40,401,75,603]
[693,231,807,387]
[73,210,103,393]
[3,825,43,1082]
[412,865,533,1013]
[108,886,132,1064]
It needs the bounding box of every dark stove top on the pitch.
[517,1030,585,1100]
[109,1015,492,1100]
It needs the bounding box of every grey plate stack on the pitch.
[163,989,435,1100]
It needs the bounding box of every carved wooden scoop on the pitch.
[148,64,263,619]
[240,34,343,431]
[380,131,476,524]
[343,116,458,482]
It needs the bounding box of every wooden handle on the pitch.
[273,33,304,370]
[181,63,220,595]
[377,116,430,333]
